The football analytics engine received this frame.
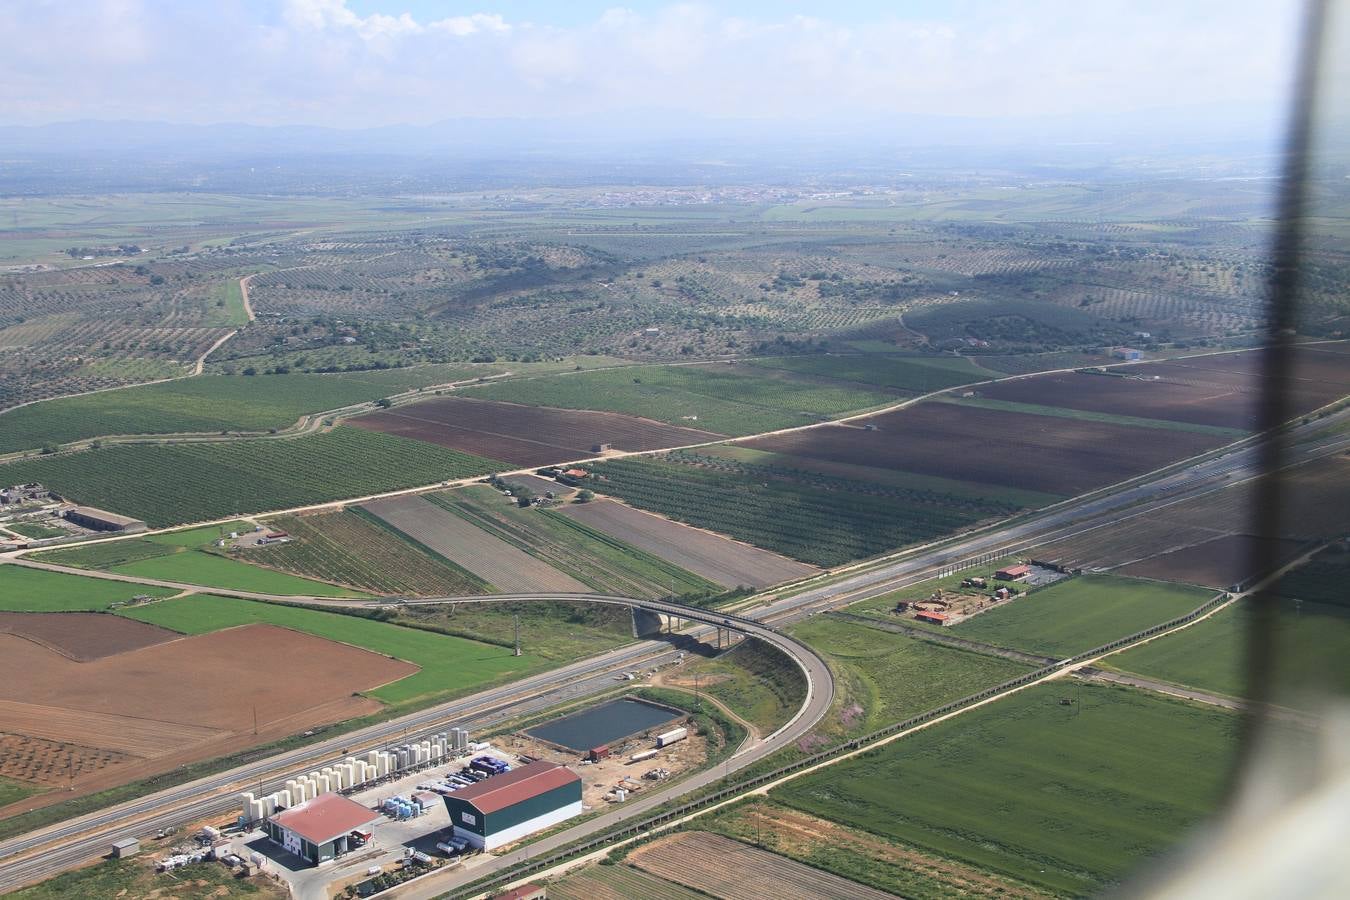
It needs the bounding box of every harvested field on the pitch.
[0,624,413,799]
[362,494,587,593]
[559,499,815,588]
[349,396,722,467]
[0,612,177,661]
[629,830,897,900]
[1116,534,1306,589]
[550,864,708,900]
[747,402,1221,496]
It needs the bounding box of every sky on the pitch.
[0,0,1305,140]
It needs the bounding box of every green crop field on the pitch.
[0,427,505,527]
[948,575,1213,658]
[5,522,66,539]
[585,454,1020,566]
[34,518,367,596]
[119,595,537,706]
[108,551,367,597]
[251,510,489,596]
[460,362,893,436]
[0,777,39,808]
[393,600,634,665]
[0,565,176,612]
[1110,598,1350,705]
[0,366,494,454]
[427,485,715,598]
[748,353,992,393]
[773,683,1244,895]
[207,278,250,327]
[790,615,1032,738]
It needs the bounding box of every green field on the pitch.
[109,550,367,597]
[0,426,505,527]
[4,521,66,539]
[207,278,250,327]
[119,595,537,706]
[8,857,278,900]
[393,600,634,664]
[946,575,1212,658]
[789,615,1032,738]
[682,639,808,733]
[460,362,893,436]
[773,683,1243,894]
[0,366,495,454]
[1110,598,1350,705]
[427,485,715,598]
[748,353,992,393]
[0,565,176,612]
[0,776,39,808]
[32,519,367,596]
[585,454,1019,566]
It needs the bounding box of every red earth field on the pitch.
[349,396,722,467]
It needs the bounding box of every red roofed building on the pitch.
[914,611,949,626]
[995,564,1031,581]
[264,793,380,865]
[442,761,582,850]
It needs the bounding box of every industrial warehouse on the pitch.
[443,761,583,850]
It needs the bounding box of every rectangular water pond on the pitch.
[526,697,684,752]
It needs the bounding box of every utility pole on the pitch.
[694,672,701,711]
[513,614,522,657]
[253,704,258,735]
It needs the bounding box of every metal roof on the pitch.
[451,761,579,815]
[270,793,380,845]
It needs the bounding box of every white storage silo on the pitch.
[367,750,380,766]
[240,792,255,819]
[250,798,267,820]
[276,789,292,808]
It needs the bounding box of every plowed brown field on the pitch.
[1117,534,1305,589]
[0,623,415,816]
[349,396,722,466]
[747,403,1221,496]
[0,611,176,661]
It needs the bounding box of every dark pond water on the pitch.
[526,697,682,751]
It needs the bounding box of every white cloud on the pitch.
[0,0,1302,134]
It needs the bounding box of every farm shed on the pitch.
[915,611,950,626]
[442,761,582,850]
[61,505,147,533]
[995,564,1031,581]
[264,792,380,866]
[110,837,139,858]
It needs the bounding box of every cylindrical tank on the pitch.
[277,789,292,808]
[367,750,380,766]
[250,798,266,820]
[285,779,298,797]
[240,792,255,818]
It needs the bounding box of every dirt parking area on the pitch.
[350,396,721,467]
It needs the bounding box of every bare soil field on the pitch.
[747,403,1221,496]
[982,369,1261,430]
[362,494,588,593]
[0,611,177,661]
[1116,534,1306,589]
[349,396,721,467]
[0,623,412,814]
[559,499,816,588]
[629,830,896,900]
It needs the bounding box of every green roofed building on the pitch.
[442,760,582,850]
